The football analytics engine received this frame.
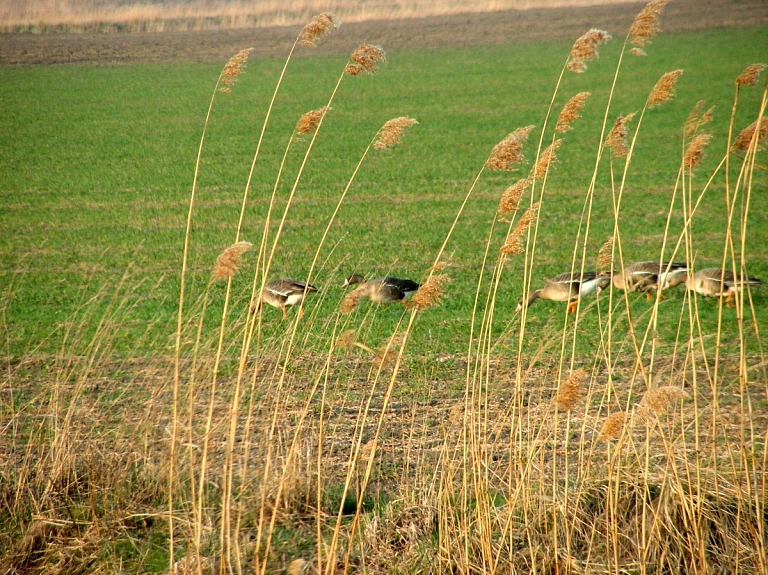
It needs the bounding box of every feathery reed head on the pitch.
[486,125,535,171]
[374,117,418,150]
[299,13,338,47]
[735,63,766,87]
[567,29,611,73]
[605,112,636,158]
[647,69,683,108]
[629,0,668,48]
[684,133,712,169]
[732,117,768,152]
[345,44,386,76]
[295,106,331,135]
[530,140,562,180]
[501,202,540,255]
[219,47,254,92]
[555,369,587,411]
[640,386,688,414]
[630,47,647,57]
[341,288,363,314]
[599,411,627,440]
[212,241,252,280]
[498,178,531,215]
[684,100,714,136]
[596,236,614,274]
[556,92,590,133]
[410,274,449,310]
[335,329,356,349]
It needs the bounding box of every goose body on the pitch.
[257,278,318,318]
[343,274,421,305]
[612,261,687,297]
[517,271,610,314]
[686,268,762,306]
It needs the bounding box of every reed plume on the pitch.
[212,241,252,280]
[630,47,647,57]
[530,140,561,180]
[295,106,331,135]
[501,202,540,255]
[341,289,363,314]
[345,44,386,76]
[605,113,636,158]
[567,29,611,73]
[555,369,587,411]
[599,411,627,440]
[647,69,684,108]
[684,100,714,136]
[732,118,768,152]
[410,274,449,310]
[485,125,535,171]
[639,386,688,414]
[299,13,337,47]
[596,237,614,274]
[374,117,419,150]
[556,92,590,133]
[335,329,357,349]
[498,178,530,215]
[628,0,668,48]
[735,63,766,87]
[219,47,254,92]
[684,133,712,170]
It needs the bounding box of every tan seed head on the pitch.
[735,63,766,87]
[375,117,418,150]
[212,241,252,281]
[345,44,386,76]
[684,133,712,169]
[647,69,684,108]
[498,178,531,215]
[500,202,540,255]
[596,236,614,274]
[219,48,254,91]
[568,29,611,73]
[555,369,588,411]
[295,106,331,135]
[605,112,636,158]
[486,125,535,171]
[299,13,337,47]
[530,140,561,180]
[599,411,627,441]
[732,118,768,152]
[410,274,449,310]
[629,0,668,48]
[556,92,590,133]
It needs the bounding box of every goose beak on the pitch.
[342,278,350,287]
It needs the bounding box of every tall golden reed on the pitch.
[596,236,614,274]
[530,140,561,180]
[683,133,712,170]
[410,274,450,310]
[212,241,252,281]
[567,29,611,73]
[219,47,254,93]
[732,118,768,152]
[646,69,684,108]
[498,178,531,215]
[605,113,636,158]
[374,117,419,150]
[556,92,590,133]
[628,0,668,48]
[485,125,535,171]
[555,369,587,411]
[500,202,540,255]
[298,13,337,47]
[735,62,766,87]
[345,44,387,76]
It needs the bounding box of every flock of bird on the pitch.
[255,262,763,319]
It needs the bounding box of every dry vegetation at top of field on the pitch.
[1,0,766,66]
[2,0,651,33]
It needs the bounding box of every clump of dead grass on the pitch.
[410,274,449,310]
[732,117,768,152]
[605,113,636,158]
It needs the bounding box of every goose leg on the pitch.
[725,291,735,308]
[281,306,288,319]
[567,300,578,314]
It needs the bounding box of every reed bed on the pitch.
[1,3,767,574]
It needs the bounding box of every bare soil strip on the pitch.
[0,0,765,66]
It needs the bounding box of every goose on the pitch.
[612,261,687,299]
[685,268,762,306]
[254,278,318,319]
[342,274,421,305]
[516,271,610,314]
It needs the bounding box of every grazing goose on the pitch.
[686,268,763,306]
[255,278,318,319]
[342,274,421,305]
[612,261,687,299]
[516,271,611,314]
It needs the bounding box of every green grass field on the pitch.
[1,26,766,361]
[1,20,768,574]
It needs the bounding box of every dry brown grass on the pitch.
[0,0,653,33]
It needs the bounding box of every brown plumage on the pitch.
[342,275,421,305]
[686,268,763,306]
[612,261,687,299]
[517,271,610,314]
[255,278,318,319]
